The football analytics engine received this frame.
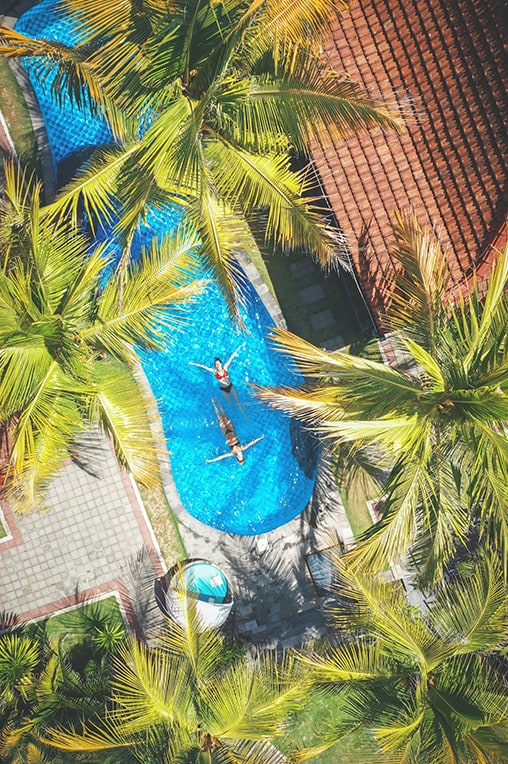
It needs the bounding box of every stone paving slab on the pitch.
[309,308,337,332]
[298,283,326,305]
[289,258,317,279]
[322,334,345,351]
[0,433,163,631]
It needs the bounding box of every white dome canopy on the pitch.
[163,560,233,630]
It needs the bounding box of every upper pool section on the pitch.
[15,0,318,535]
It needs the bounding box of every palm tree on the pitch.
[293,552,508,764]
[257,212,508,581]
[0,0,402,307]
[0,162,204,512]
[0,611,125,763]
[43,604,308,763]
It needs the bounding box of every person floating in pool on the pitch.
[206,399,264,464]
[189,346,242,406]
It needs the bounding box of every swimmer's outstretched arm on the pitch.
[206,452,234,463]
[224,345,241,370]
[241,435,265,452]
[189,362,215,373]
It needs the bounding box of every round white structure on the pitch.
[163,560,233,630]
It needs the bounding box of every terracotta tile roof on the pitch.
[312,0,507,329]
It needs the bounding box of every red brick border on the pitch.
[0,499,23,551]
[117,468,164,579]
[11,577,139,632]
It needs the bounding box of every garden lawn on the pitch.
[44,595,126,647]
[280,687,379,763]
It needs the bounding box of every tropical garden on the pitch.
[0,0,506,762]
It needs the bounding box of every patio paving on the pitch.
[0,433,164,633]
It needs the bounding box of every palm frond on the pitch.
[204,652,308,740]
[110,638,195,734]
[239,0,345,69]
[43,145,138,231]
[0,25,128,140]
[462,237,508,372]
[206,138,345,269]
[241,73,403,153]
[385,210,450,351]
[89,227,205,355]
[86,359,161,488]
[430,553,506,653]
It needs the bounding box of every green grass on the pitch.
[0,58,42,180]
[279,688,379,763]
[0,518,7,540]
[339,480,376,540]
[44,595,126,647]
[139,481,187,567]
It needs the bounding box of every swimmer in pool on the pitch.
[206,399,263,464]
[190,346,242,406]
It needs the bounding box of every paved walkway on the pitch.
[0,434,164,634]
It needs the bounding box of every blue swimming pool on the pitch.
[16,1,317,535]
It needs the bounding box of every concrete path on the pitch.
[0,433,164,633]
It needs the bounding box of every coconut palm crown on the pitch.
[0,0,402,307]
[0,609,125,764]
[0,163,204,511]
[43,604,308,763]
[258,212,508,581]
[296,552,508,764]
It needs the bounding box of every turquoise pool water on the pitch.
[16,1,317,535]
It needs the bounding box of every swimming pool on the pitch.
[15,0,318,535]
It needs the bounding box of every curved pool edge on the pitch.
[132,258,316,539]
[135,356,315,542]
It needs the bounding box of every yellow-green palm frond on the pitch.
[110,638,196,734]
[213,738,292,763]
[0,160,39,223]
[186,189,250,314]
[429,553,506,653]
[371,701,426,760]
[330,562,446,672]
[242,72,403,153]
[256,330,425,427]
[3,361,86,512]
[206,140,347,269]
[86,359,162,488]
[0,25,128,140]
[41,715,137,753]
[240,0,346,69]
[42,144,138,231]
[299,638,391,684]
[156,595,225,683]
[88,228,204,356]
[461,236,508,372]
[385,209,450,350]
[203,651,308,741]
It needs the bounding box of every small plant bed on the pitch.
[44,594,126,650]
[338,475,379,540]
[139,482,187,566]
